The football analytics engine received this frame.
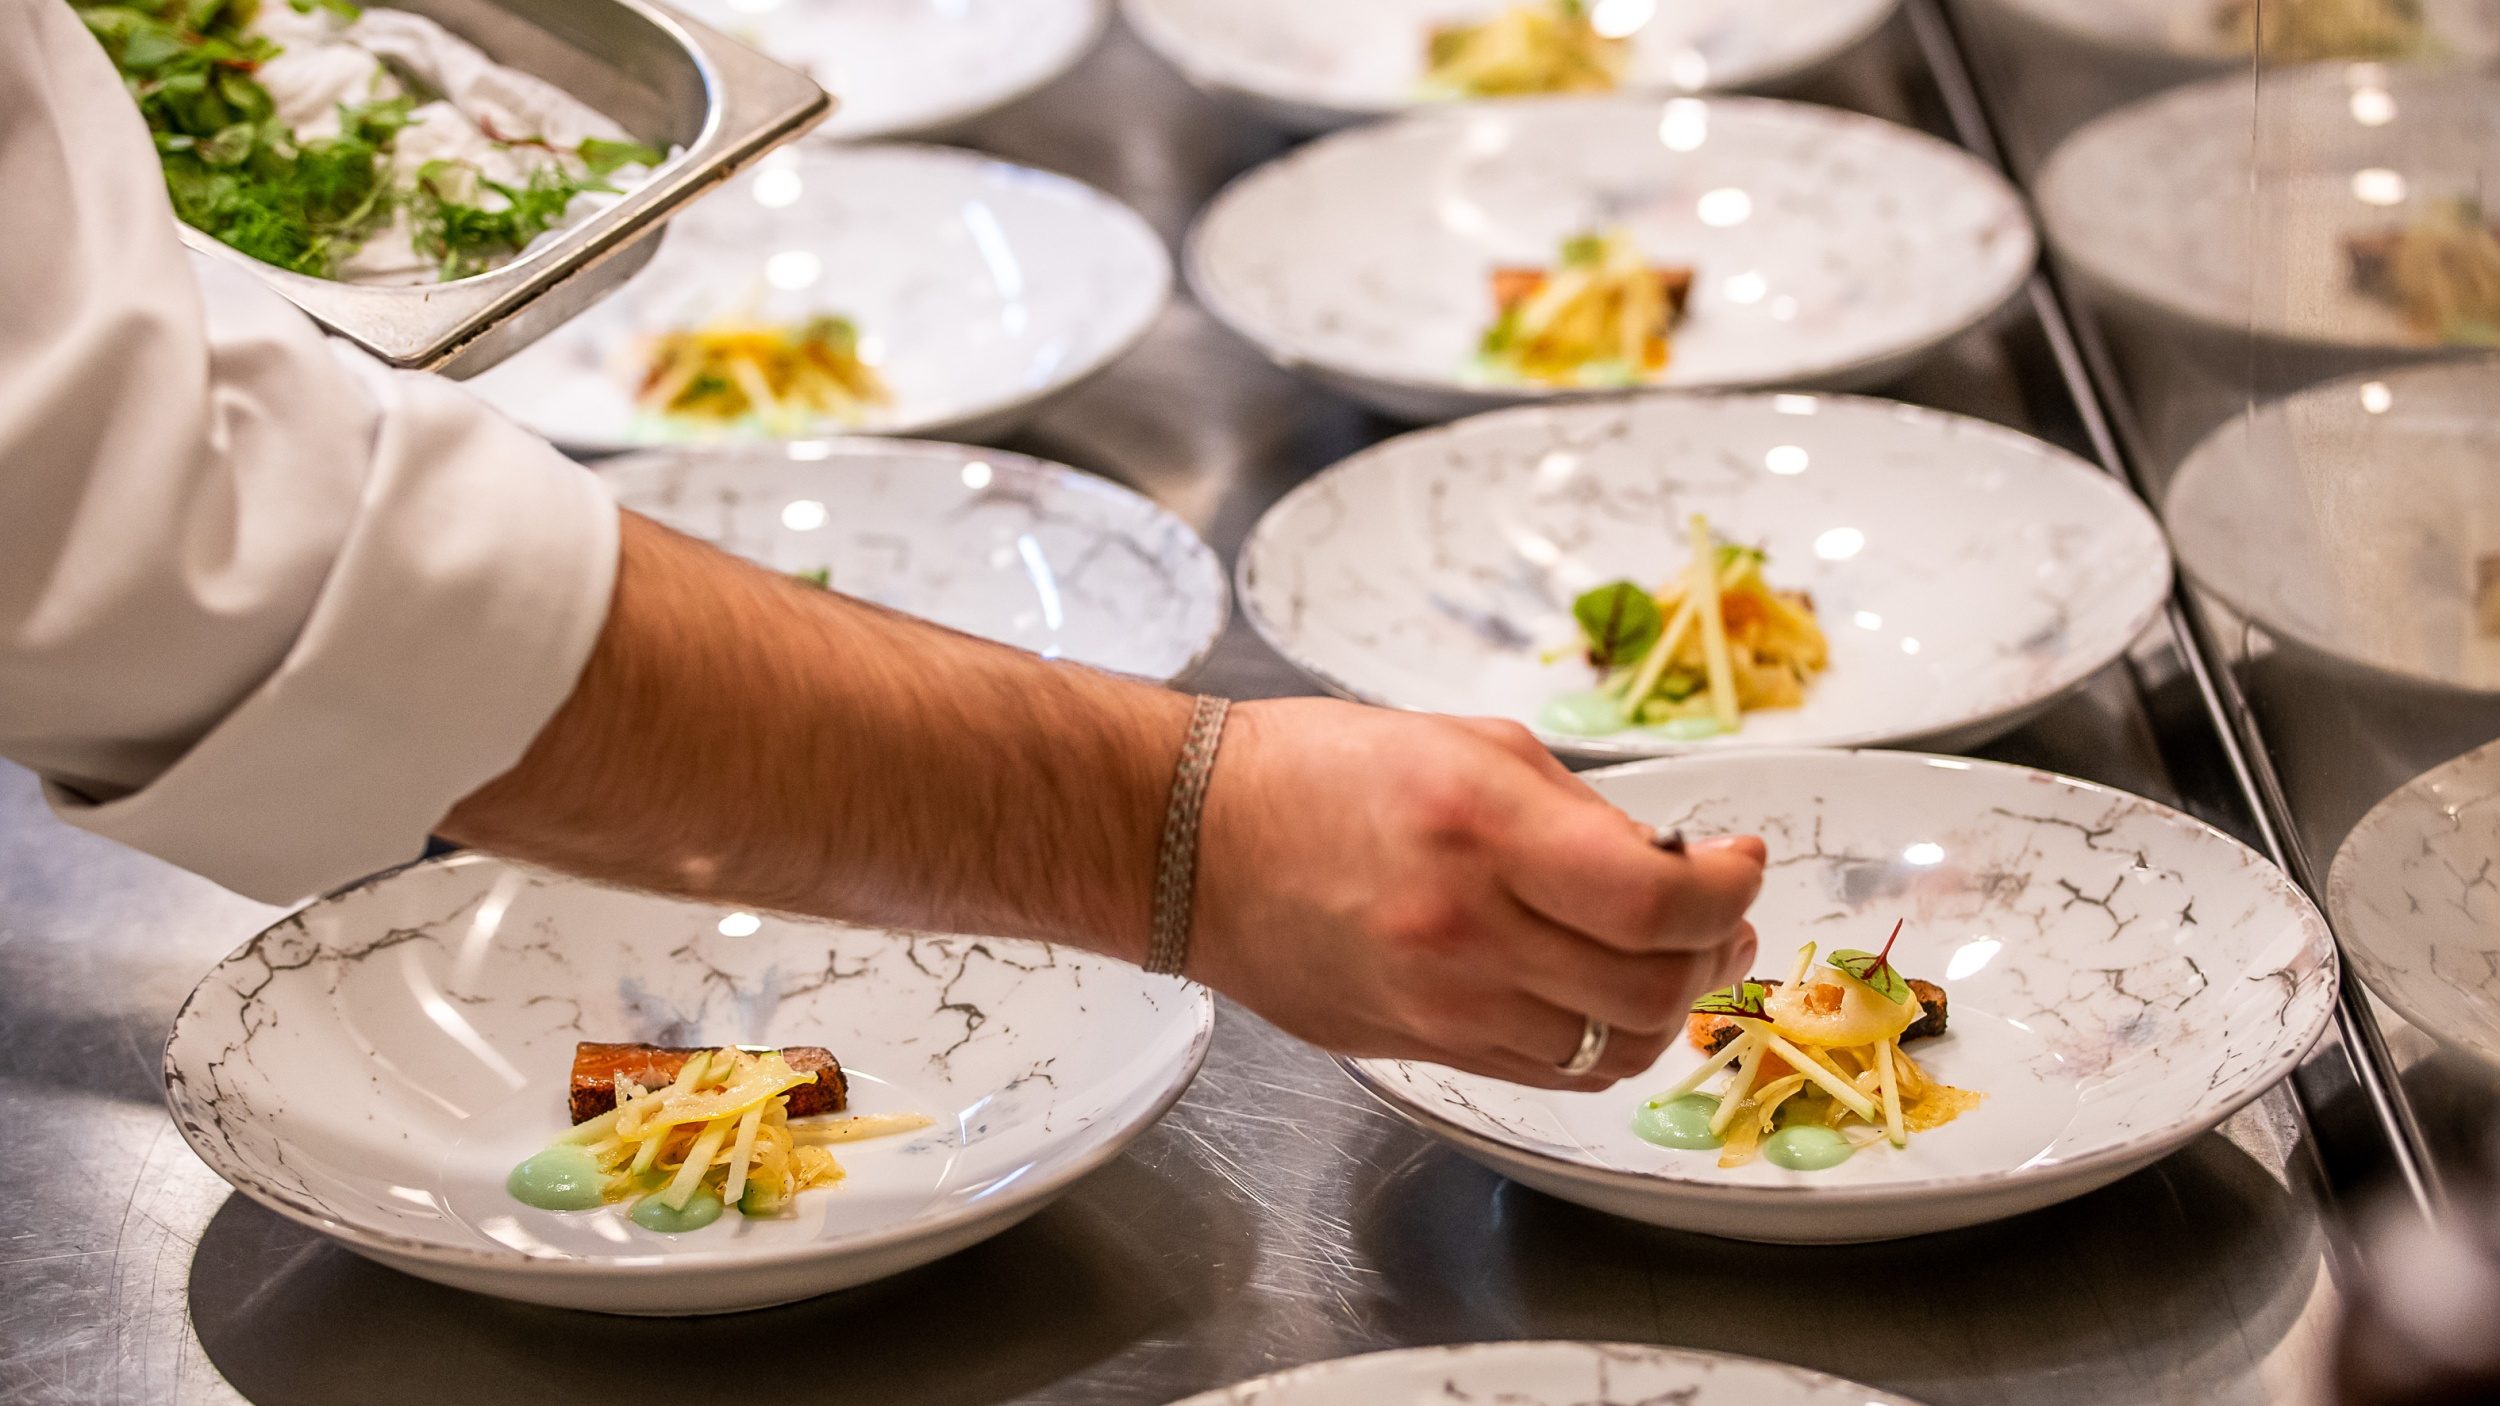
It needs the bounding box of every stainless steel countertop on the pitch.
[1,16,2352,1405]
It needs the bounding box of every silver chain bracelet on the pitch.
[1145,694,1231,976]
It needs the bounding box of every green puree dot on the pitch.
[1539,690,1630,736]
[629,1188,724,1233]
[505,1145,606,1211]
[1763,1123,1855,1171]
[1632,1093,1725,1150]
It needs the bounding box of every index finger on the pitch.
[1493,790,1766,954]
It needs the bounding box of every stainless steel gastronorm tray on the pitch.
[175,0,830,378]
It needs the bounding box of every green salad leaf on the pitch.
[1827,920,1912,1005]
[1690,980,1772,1021]
[1571,580,1662,670]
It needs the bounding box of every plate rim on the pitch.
[159,851,1218,1278]
[813,0,1111,142]
[1338,747,2337,1205]
[1233,390,2175,755]
[595,434,1234,686]
[1154,1339,1933,1406]
[2326,737,2500,1064]
[1120,0,1906,118]
[1182,92,2039,399]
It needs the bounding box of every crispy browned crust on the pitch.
[567,1043,847,1124]
[1684,977,1950,1053]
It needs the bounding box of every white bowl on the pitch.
[2037,67,2500,362]
[2330,740,2500,1068]
[2163,361,2500,694]
[1987,0,2500,72]
[1162,1342,1930,1406]
[1239,394,2172,757]
[161,855,1214,1314]
[665,0,1107,141]
[468,144,1171,451]
[1186,96,2035,420]
[1123,0,1900,132]
[1346,749,2337,1244]
[601,439,1229,684]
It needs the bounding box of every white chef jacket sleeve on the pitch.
[0,0,619,903]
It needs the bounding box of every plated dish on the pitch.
[1239,393,2172,757]
[160,854,1214,1313]
[1124,0,1901,132]
[468,143,1170,448]
[2038,66,2500,362]
[2329,739,2500,1069]
[2163,361,2500,694]
[1346,749,2338,1243]
[1160,1342,1930,1406]
[599,440,1229,684]
[1187,95,2035,419]
[666,0,1106,141]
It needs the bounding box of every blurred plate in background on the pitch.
[1160,1342,1930,1406]
[1123,0,1899,132]
[1187,95,2035,420]
[471,144,1170,449]
[2330,739,2500,1069]
[667,0,1108,141]
[603,439,1229,683]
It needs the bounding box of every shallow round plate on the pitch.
[666,0,1107,141]
[2330,740,2500,1068]
[1239,394,2172,757]
[2038,66,2500,359]
[1347,749,2336,1243]
[1161,1342,1930,1406]
[1187,96,2035,420]
[468,144,1171,451]
[2164,361,2500,694]
[1123,0,1899,132]
[161,855,1213,1313]
[602,439,1228,683]
[1989,0,2500,70]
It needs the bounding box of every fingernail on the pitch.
[1649,828,1688,855]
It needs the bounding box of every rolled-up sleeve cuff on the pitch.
[47,363,619,904]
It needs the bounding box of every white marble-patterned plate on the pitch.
[601,440,1227,684]
[1186,96,2035,420]
[161,855,1213,1314]
[1160,1342,1930,1406]
[467,144,1171,451]
[2038,67,2500,359]
[2163,361,2500,694]
[669,0,1107,141]
[1123,0,1900,132]
[1986,0,2500,71]
[1239,394,2172,757]
[2330,740,2500,1069]
[1347,749,2337,1243]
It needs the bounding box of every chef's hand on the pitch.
[1190,697,1764,1090]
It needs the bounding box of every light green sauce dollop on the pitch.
[1539,690,1631,736]
[1762,1123,1855,1171]
[628,1188,724,1233]
[1632,1093,1725,1150]
[505,1145,608,1211]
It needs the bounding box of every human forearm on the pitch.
[441,510,1189,961]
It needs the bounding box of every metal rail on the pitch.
[1899,0,2445,1221]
